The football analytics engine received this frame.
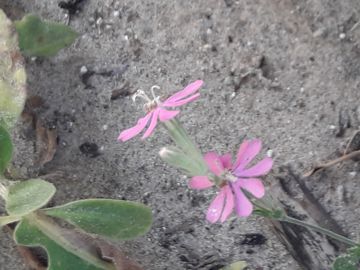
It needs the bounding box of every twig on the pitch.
[304,150,360,177]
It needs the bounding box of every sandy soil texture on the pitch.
[1,0,360,269]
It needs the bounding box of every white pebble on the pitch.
[102,124,108,131]
[266,149,273,158]
[113,10,120,17]
[80,65,88,74]
[329,125,336,130]
[96,17,103,26]
[339,33,346,39]
[349,171,357,177]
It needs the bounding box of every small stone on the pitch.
[329,125,336,130]
[113,10,120,17]
[313,28,326,38]
[96,17,103,26]
[339,33,346,40]
[266,149,273,157]
[349,171,357,177]
[80,65,88,74]
[102,124,108,131]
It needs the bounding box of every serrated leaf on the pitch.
[222,261,247,270]
[0,125,12,174]
[15,215,115,270]
[15,15,78,57]
[44,199,152,240]
[333,246,360,270]
[0,9,27,129]
[6,179,56,215]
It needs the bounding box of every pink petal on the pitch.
[231,183,253,217]
[158,109,180,122]
[220,185,235,222]
[189,176,214,189]
[220,153,232,170]
[141,109,160,139]
[236,157,273,177]
[204,152,224,176]
[233,139,262,172]
[163,93,200,107]
[206,187,226,223]
[117,113,152,142]
[165,80,203,103]
[237,178,265,198]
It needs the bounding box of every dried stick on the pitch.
[304,149,360,177]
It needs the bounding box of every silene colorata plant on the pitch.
[118,80,360,270]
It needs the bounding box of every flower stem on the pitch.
[279,215,357,246]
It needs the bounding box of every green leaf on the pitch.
[44,199,152,240]
[15,15,78,57]
[0,9,27,129]
[333,246,360,270]
[0,125,12,174]
[222,261,247,270]
[15,215,115,270]
[6,179,56,215]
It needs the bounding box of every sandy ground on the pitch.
[1,0,360,269]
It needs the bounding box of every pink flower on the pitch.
[189,139,273,223]
[118,80,203,142]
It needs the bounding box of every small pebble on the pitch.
[329,125,336,130]
[313,28,326,38]
[80,65,88,74]
[266,149,273,158]
[102,124,108,131]
[339,33,346,40]
[96,17,103,26]
[113,10,120,17]
[349,171,357,177]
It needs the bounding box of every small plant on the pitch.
[118,80,360,269]
[0,9,152,270]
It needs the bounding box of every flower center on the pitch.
[132,85,162,113]
[221,170,238,183]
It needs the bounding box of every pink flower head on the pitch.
[118,80,203,142]
[189,139,273,223]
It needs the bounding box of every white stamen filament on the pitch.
[132,89,152,103]
[132,86,163,113]
[150,85,160,100]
